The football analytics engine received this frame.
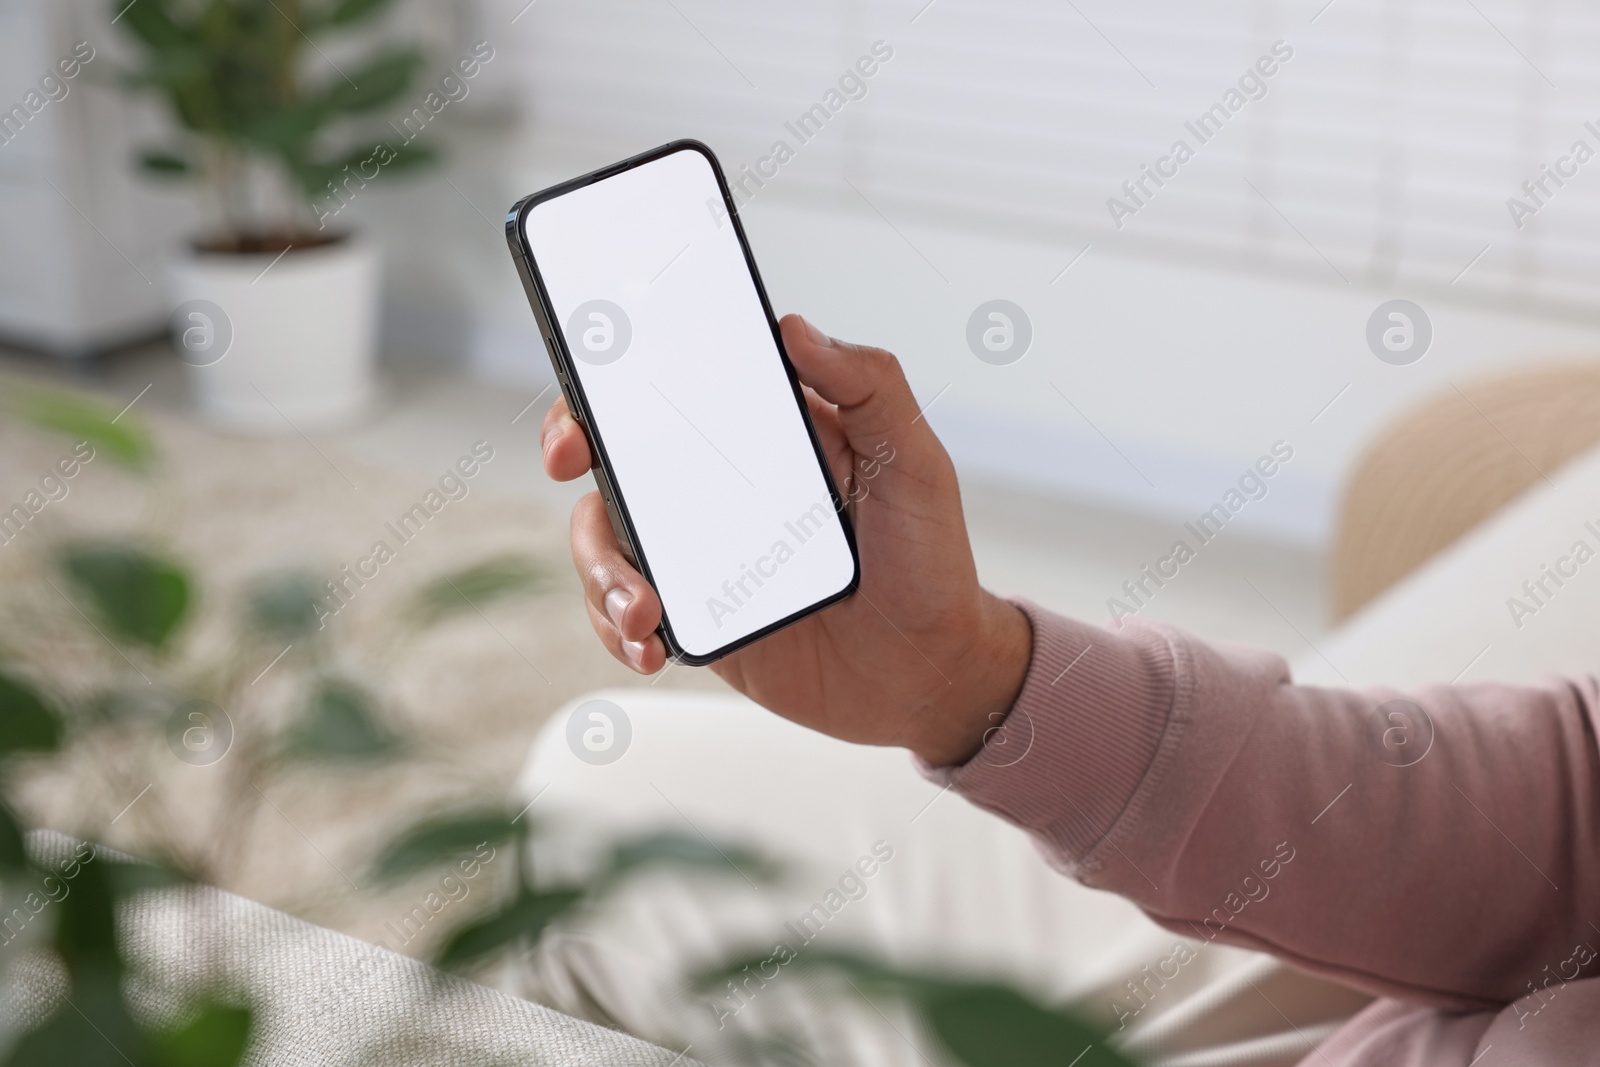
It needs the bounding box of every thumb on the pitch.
[779,314,931,449]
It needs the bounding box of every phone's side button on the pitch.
[556,379,581,420]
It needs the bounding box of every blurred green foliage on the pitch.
[405,556,549,628]
[0,675,62,757]
[65,545,193,652]
[290,679,396,760]
[702,952,1139,1067]
[598,832,781,891]
[435,886,584,970]
[0,388,1135,1066]
[1,849,252,1067]
[113,0,437,239]
[246,571,326,637]
[376,810,786,974]
[8,388,156,473]
[0,394,554,1064]
[371,811,521,883]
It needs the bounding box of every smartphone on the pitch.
[505,140,858,666]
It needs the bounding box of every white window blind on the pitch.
[510,0,1600,319]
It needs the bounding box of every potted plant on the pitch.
[115,0,437,431]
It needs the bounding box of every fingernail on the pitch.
[605,588,633,630]
[622,638,647,668]
[800,316,833,347]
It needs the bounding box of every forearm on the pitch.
[926,599,1600,1008]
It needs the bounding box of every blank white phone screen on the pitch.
[523,146,855,658]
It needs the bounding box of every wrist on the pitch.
[910,592,1033,767]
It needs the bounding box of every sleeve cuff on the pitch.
[916,598,1180,866]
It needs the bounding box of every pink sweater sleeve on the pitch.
[928,600,1600,1061]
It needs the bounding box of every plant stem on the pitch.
[277,0,305,239]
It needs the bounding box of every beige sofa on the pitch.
[501,444,1600,1066]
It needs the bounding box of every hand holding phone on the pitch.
[543,313,1033,767]
[510,141,859,664]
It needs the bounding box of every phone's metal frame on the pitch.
[504,138,860,666]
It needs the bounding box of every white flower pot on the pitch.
[167,236,380,432]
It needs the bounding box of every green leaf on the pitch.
[288,157,340,202]
[63,545,191,651]
[436,888,583,970]
[120,46,207,91]
[0,672,62,755]
[923,985,1136,1067]
[294,138,441,204]
[327,139,439,179]
[113,0,192,49]
[324,50,423,113]
[289,680,396,760]
[372,811,518,883]
[247,571,325,637]
[324,0,399,27]
[240,103,329,156]
[406,556,547,627]
[140,149,192,175]
[697,949,943,1003]
[601,832,781,888]
[145,1003,253,1067]
[767,953,1137,1067]
[3,1011,109,1067]
[0,799,27,876]
[106,855,190,897]
[11,387,156,472]
[52,860,123,978]
[2,969,137,1067]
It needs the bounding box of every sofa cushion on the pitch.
[0,832,698,1067]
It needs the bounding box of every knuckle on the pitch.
[583,558,618,598]
[865,346,904,381]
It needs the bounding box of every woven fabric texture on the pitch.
[1,832,699,1067]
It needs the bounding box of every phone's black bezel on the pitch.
[504,139,860,666]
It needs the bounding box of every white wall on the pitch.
[472,144,1600,548]
[345,0,1600,549]
[0,0,192,353]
